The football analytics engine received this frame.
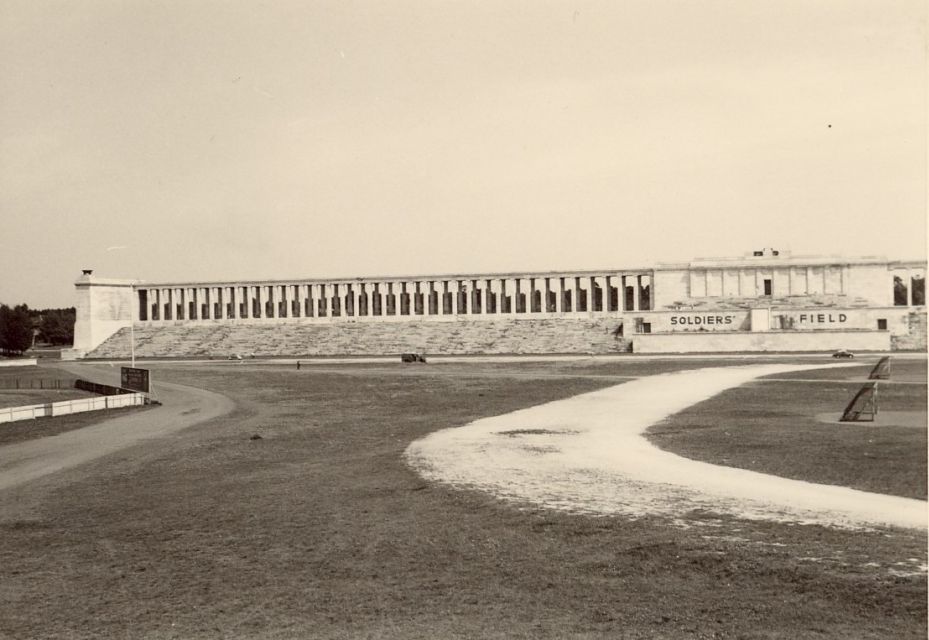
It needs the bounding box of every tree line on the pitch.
[0,305,75,355]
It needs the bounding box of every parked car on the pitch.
[832,349,855,359]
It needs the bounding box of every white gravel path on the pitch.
[406,363,927,530]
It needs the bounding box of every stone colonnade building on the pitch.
[133,271,652,325]
[72,249,926,357]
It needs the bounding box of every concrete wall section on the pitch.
[0,359,38,368]
[891,311,927,351]
[652,268,690,307]
[633,330,891,354]
[72,273,137,355]
[0,393,146,424]
[636,310,751,333]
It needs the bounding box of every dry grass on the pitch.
[648,359,927,500]
[0,359,925,639]
[0,388,94,409]
[0,405,154,447]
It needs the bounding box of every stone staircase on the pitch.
[661,293,874,312]
[87,318,629,359]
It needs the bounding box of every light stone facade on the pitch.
[72,250,926,355]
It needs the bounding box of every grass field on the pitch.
[649,359,927,500]
[0,404,154,447]
[0,364,82,409]
[0,357,925,639]
[0,388,94,409]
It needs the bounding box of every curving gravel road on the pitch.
[0,364,234,492]
[406,363,927,530]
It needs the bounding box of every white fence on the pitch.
[0,358,38,368]
[0,393,147,424]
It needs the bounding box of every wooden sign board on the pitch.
[120,367,150,393]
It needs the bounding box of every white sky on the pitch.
[1,0,926,308]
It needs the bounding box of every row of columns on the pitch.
[692,266,851,298]
[137,274,652,322]
[893,269,926,307]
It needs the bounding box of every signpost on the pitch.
[120,367,150,394]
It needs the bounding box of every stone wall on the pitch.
[891,311,928,351]
[87,318,629,359]
[633,330,891,354]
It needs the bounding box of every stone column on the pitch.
[523,278,541,314]
[573,277,584,313]
[448,281,458,315]
[498,279,509,315]
[564,277,576,314]
[350,283,360,317]
[310,284,321,318]
[486,279,499,315]
[270,285,280,318]
[593,276,606,313]
[419,281,430,316]
[276,284,287,318]
[308,284,318,317]
[247,285,255,318]
[384,281,394,315]
[479,279,490,315]
[361,283,371,317]
[306,283,315,317]
[256,285,267,319]
[551,277,562,314]
[518,278,530,314]
[290,285,300,318]
[340,283,350,317]
[366,283,377,316]
[323,283,333,317]
[632,276,641,311]
[609,275,620,312]
[411,281,422,315]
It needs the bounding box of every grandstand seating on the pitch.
[87,318,629,359]
[659,293,873,311]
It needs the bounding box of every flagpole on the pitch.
[130,284,136,368]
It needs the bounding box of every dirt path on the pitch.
[0,364,233,492]
[406,363,927,530]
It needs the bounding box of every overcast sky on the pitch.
[1,1,925,308]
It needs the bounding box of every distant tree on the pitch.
[0,304,34,355]
[35,307,75,345]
